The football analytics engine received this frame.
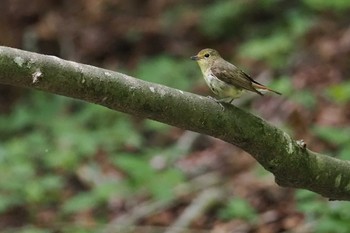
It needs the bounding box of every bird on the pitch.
[191,48,281,103]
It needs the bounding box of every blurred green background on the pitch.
[1,0,350,232]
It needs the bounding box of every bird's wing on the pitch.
[211,61,263,95]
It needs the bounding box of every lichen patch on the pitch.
[14,56,25,67]
[32,68,43,83]
[283,132,293,154]
[335,174,342,188]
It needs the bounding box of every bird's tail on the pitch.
[252,83,282,95]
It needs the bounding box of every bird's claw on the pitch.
[207,96,225,111]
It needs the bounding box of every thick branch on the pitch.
[1,46,350,200]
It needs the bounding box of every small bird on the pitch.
[191,48,281,103]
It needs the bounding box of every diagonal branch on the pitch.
[1,46,350,201]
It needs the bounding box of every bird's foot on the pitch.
[207,96,225,111]
[217,97,235,104]
[228,98,235,104]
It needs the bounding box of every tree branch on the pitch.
[1,46,350,201]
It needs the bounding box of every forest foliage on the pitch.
[1,0,350,232]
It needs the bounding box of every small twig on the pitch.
[167,131,202,163]
[102,172,222,233]
[165,187,226,233]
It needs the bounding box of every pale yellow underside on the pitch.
[203,71,244,99]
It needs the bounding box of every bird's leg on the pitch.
[206,96,225,111]
[216,97,235,104]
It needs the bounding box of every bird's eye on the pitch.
[204,53,210,58]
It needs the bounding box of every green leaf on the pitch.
[303,0,350,12]
[114,155,154,186]
[327,82,350,104]
[143,119,171,132]
[199,0,246,39]
[291,90,317,109]
[218,198,257,221]
[239,32,292,68]
[114,154,184,200]
[63,192,100,213]
[149,169,184,200]
[135,55,196,90]
[316,215,350,233]
[270,76,294,95]
[338,145,350,160]
[296,190,326,214]
[313,126,350,146]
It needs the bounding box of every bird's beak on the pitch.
[190,55,199,61]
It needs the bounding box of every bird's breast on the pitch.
[203,71,244,98]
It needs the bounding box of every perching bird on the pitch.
[191,48,281,103]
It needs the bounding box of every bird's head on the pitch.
[191,48,221,71]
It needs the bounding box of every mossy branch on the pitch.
[1,46,350,201]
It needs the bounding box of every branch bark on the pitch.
[1,46,350,201]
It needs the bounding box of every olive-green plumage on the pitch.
[191,48,281,101]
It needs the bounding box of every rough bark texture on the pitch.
[1,46,350,201]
